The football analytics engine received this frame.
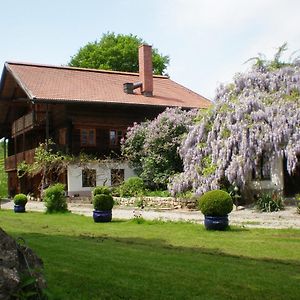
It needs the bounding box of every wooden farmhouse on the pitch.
[0,45,211,197]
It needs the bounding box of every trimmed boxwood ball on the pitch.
[93,186,111,196]
[13,193,28,206]
[93,194,114,211]
[198,190,233,216]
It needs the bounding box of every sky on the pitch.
[0,0,299,100]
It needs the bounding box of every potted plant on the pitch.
[198,190,233,230]
[92,186,114,222]
[13,193,28,213]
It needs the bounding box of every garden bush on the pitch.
[255,192,284,212]
[13,193,28,206]
[43,183,68,213]
[198,190,233,216]
[117,177,145,197]
[93,194,114,211]
[93,186,111,196]
[122,108,197,189]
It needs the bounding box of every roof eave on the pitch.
[4,62,35,99]
[29,97,202,109]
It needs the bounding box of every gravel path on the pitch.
[2,200,300,229]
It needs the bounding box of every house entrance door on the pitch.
[283,155,300,197]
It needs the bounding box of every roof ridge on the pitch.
[5,61,169,79]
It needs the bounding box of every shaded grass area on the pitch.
[1,210,300,299]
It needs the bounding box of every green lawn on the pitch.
[1,210,300,299]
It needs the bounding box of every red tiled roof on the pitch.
[5,62,211,108]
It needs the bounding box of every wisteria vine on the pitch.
[169,62,300,196]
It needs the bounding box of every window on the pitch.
[80,128,96,146]
[82,169,96,187]
[109,129,125,147]
[59,128,67,145]
[111,169,125,186]
[252,152,271,180]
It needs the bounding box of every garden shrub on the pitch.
[198,190,233,216]
[117,177,145,197]
[93,186,111,196]
[93,194,114,211]
[122,107,197,189]
[144,190,171,197]
[255,192,284,212]
[13,193,28,206]
[43,183,68,213]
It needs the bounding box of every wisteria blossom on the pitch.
[121,107,197,189]
[169,61,300,196]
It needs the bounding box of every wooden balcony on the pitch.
[12,111,46,137]
[5,149,35,171]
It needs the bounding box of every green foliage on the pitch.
[43,183,68,213]
[13,193,28,206]
[201,156,217,177]
[245,42,292,71]
[117,177,145,197]
[198,190,233,216]
[93,186,111,196]
[144,190,171,197]
[255,192,284,212]
[69,32,169,75]
[12,273,49,300]
[17,140,68,198]
[93,194,114,211]
[122,108,197,190]
[17,140,67,178]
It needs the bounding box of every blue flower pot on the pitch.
[204,215,229,230]
[93,210,112,223]
[14,204,26,213]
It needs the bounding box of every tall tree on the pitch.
[69,32,169,75]
[169,46,300,197]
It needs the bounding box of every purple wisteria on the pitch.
[169,62,300,196]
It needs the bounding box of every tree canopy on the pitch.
[169,46,300,197]
[69,32,169,75]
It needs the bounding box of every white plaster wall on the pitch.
[67,161,136,196]
[249,157,284,192]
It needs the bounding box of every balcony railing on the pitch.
[12,111,46,137]
[5,149,35,171]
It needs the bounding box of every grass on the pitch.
[1,210,300,299]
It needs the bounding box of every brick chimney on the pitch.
[139,44,153,97]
